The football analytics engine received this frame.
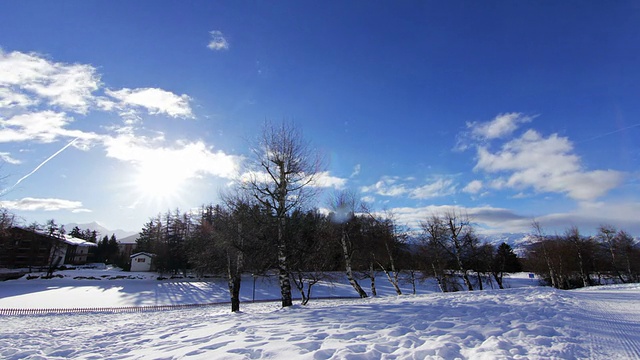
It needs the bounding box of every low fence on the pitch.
[0,302,227,316]
[0,296,361,316]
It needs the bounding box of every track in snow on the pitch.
[576,286,640,360]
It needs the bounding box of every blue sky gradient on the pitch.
[1,1,638,235]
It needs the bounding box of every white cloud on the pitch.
[0,87,36,108]
[0,111,99,145]
[105,88,193,118]
[362,176,458,199]
[208,30,229,51]
[361,195,376,204]
[361,176,408,197]
[462,180,483,194]
[1,197,90,212]
[0,152,21,164]
[475,129,625,200]
[102,131,240,180]
[469,113,532,140]
[0,49,100,114]
[410,178,457,199]
[313,171,348,189]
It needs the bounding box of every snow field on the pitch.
[2,286,639,359]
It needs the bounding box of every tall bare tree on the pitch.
[243,121,324,307]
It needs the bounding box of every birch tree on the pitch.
[243,121,323,307]
[330,190,368,298]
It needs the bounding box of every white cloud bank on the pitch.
[465,114,625,201]
[1,197,90,213]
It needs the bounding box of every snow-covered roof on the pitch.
[61,234,97,247]
[29,228,97,247]
[130,252,155,259]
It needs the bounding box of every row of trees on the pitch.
[135,201,523,311]
[525,222,639,289]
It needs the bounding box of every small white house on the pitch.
[130,252,155,272]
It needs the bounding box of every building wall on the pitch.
[130,254,153,272]
[0,228,53,269]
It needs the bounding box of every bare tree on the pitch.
[288,208,339,305]
[564,226,594,288]
[362,208,405,295]
[243,121,324,307]
[422,211,476,291]
[420,215,452,292]
[530,220,558,288]
[329,190,368,298]
[0,207,16,235]
[45,219,65,278]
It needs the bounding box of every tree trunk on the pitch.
[476,272,483,291]
[379,263,402,295]
[227,251,243,312]
[492,271,504,289]
[409,270,416,295]
[291,273,309,305]
[229,273,241,312]
[383,242,402,295]
[432,263,445,293]
[462,270,473,291]
[341,230,367,298]
[369,261,377,296]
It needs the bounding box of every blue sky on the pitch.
[0,1,639,235]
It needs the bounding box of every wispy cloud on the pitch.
[361,176,408,197]
[469,113,533,140]
[0,49,100,113]
[1,197,90,212]
[362,176,458,199]
[1,137,79,196]
[462,180,483,194]
[105,88,193,118]
[350,164,361,178]
[0,111,99,145]
[409,178,457,199]
[0,152,21,165]
[207,30,229,51]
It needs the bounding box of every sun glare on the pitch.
[134,161,188,201]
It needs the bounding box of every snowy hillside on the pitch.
[0,269,639,359]
[476,232,534,253]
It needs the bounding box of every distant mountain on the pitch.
[64,221,137,240]
[118,233,139,244]
[477,232,536,255]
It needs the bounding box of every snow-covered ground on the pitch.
[0,269,638,359]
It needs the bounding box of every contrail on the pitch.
[577,123,640,143]
[0,137,79,196]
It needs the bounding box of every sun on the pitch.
[133,160,188,201]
